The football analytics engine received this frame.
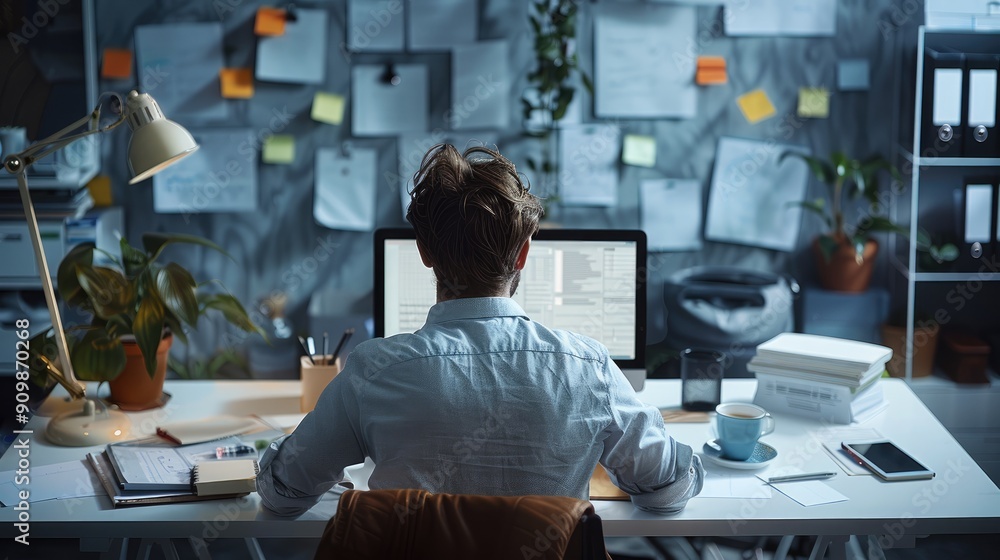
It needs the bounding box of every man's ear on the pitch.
[416,240,434,268]
[515,238,531,270]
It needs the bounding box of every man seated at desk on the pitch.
[256,144,704,516]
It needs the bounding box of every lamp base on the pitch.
[45,399,131,447]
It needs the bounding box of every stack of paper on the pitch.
[749,333,892,424]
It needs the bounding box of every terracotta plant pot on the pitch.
[880,323,938,378]
[108,333,172,411]
[813,237,878,293]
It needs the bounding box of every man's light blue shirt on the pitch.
[257,297,704,516]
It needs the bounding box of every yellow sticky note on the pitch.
[736,89,776,124]
[102,48,132,80]
[262,135,295,164]
[220,68,254,99]
[311,92,345,125]
[622,135,656,167]
[255,7,286,36]
[798,87,830,118]
[86,175,113,207]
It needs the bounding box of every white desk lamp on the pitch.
[3,90,198,446]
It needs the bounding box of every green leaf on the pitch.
[202,294,267,337]
[76,266,134,319]
[931,244,959,262]
[831,152,851,178]
[133,294,165,377]
[781,152,834,185]
[57,243,94,308]
[120,237,147,277]
[142,233,230,264]
[580,72,594,94]
[552,87,574,121]
[859,216,906,236]
[163,313,189,347]
[157,263,199,327]
[27,329,58,390]
[790,199,833,229]
[71,329,126,382]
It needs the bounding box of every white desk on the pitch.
[1,379,998,556]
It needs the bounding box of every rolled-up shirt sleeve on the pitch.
[599,363,705,515]
[256,362,367,516]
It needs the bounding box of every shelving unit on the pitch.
[902,27,1000,380]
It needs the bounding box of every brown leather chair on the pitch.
[314,488,610,560]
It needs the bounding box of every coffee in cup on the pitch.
[714,403,775,461]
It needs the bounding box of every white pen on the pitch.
[767,472,837,483]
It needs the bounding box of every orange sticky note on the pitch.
[696,56,727,85]
[86,175,113,207]
[220,68,254,99]
[102,48,132,80]
[736,89,776,124]
[255,7,287,36]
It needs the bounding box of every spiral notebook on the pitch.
[191,459,259,496]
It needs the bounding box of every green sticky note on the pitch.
[798,87,830,118]
[311,91,345,125]
[622,134,656,167]
[263,135,295,164]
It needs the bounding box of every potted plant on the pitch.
[522,0,592,206]
[30,233,264,410]
[783,151,906,293]
[915,228,959,272]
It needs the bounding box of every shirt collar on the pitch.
[425,297,529,325]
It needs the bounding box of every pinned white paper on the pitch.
[134,23,228,121]
[152,129,257,214]
[725,0,836,36]
[641,179,703,252]
[594,3,697,118]
[256,8,328,84]
[558,124,620,207]
[347,0,405,52]
[704,137,809,252]
[450,41,509,130]
[407,0,477,51]
[352,64,429,136]
[315,147,378,231]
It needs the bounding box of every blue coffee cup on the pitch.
[715,403,775,461]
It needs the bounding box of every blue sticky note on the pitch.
[838,59,870,91]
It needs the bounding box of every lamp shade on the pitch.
[124,91,198,184]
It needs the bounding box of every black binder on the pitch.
[922,48,966,158]
[964,54,1000,158]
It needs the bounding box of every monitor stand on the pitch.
[621,368,646,393]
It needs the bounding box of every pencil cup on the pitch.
[300,356,341,413]
[680,348,725,412]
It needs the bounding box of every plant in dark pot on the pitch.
[783,151,906,293]
[29,233,265,411]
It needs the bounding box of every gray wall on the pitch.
[93,0,922,368]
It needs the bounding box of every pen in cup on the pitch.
[216,445,257,459]
[330,328,355,365]
[298,336,315,365]
[767,472,837,483]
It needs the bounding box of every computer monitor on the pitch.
[374,228,647,391]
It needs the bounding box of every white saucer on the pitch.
[701,439,777,470]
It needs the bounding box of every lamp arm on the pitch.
[12,156,86,400]
[15,92,126,164]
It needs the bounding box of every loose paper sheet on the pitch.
[725,0,836,36]
[594,3,697,118]
[262,135,295,164]
[820,427,883,475]
[641,178,703,251]
[558,124,620,207]
[352,64,429,136]
[312,92,346,125]
[256,8,328,84]
[134,23,228,121]
[704,137,809,251]
[450,40,509,130]
[315,147,378,231]
[152,129,258,213]
[348,0,405,51]
[407,0,477,51]
[758,468,848,507]
[0,460,101,505]
[698,468,773,499]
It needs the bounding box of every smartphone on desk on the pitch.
[841,440,935,481]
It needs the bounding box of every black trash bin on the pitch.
[663,267,798,378]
